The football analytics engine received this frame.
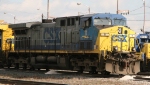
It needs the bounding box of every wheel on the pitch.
[30,66,35,71]
[78,70,83,73]
[94,71,98,74]
[7,60,12,69]
[101,71,110,75]
[77,67,83,73]
[23,63,27,70]
[89,67,97,74]
[15,63,19,69]
[0,62,4,68]
[46,68,49,71]
[89,71,94,74]
[7,65,10,69]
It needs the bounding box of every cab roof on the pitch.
[81,13,126,20]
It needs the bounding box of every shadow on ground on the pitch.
[0,68,123,79]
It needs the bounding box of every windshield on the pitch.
[94,18,111,25]
[148,39,150,43]
[114,19,126,26]
[141,39,148,43]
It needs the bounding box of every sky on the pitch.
[0,0,150,33]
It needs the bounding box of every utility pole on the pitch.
[117,0,118,14]
[88,7,90,14]
[47,0,49,19]
[116,0,129,15]
[14,16,15,24]
[143,0,145,33]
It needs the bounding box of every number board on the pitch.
[118,27,122,34]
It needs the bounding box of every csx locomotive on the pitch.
[135,32,150,71]
[7,13,142,75]
[0,21,14,67]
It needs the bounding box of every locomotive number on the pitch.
[112,35,127,42]
[118,27,122,34]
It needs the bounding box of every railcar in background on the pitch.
[135,32,150,71]
[0,20,14,67]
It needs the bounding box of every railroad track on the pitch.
[0,78,67,85]
[0,68,124,79]
[1,68,150,85]
[119,72,150,81]
[133,76,150,81]
[137,72,150,75]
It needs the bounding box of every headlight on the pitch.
[140,35,148,38]
[131,47,136,52]
[129,34,135,38]
[113,46,118,52]
[100,33,109,37]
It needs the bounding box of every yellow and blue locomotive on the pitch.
[8,13,141,75]
[0,20,14,67]
[135,32,150,71]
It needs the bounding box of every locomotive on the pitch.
[0,21,14,67]
[7,13,142,75]
[135,32,150,71]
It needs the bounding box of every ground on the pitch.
[0,69,149,85]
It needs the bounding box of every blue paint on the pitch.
[135,34,150,52]
[79,13,127,50]
[30,45,61,50]
[112,35,127,42]
[14,13,128,51]
[43,27,61,44]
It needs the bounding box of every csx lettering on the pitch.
[112,35,127,42]
[43,27,60,43]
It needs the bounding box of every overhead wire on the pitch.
[129,12,150,15]
[128,13,144,15]
[124,5,150,16]
[145,6,150,8]
[16,15,42,22]
[124,5,150,21]
[127,20,150,21]
[129,6,143,13]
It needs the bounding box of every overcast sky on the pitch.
[0,0,150,33]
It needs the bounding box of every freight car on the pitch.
[0,20,14,67]
[135,32,150,71]
[8,13,142,75]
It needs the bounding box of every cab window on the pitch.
[82,18,91,28]
[94,18,111,25]
[141,39,148,43]
[114,19,126,26]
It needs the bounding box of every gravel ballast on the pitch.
[0,69,149,85]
